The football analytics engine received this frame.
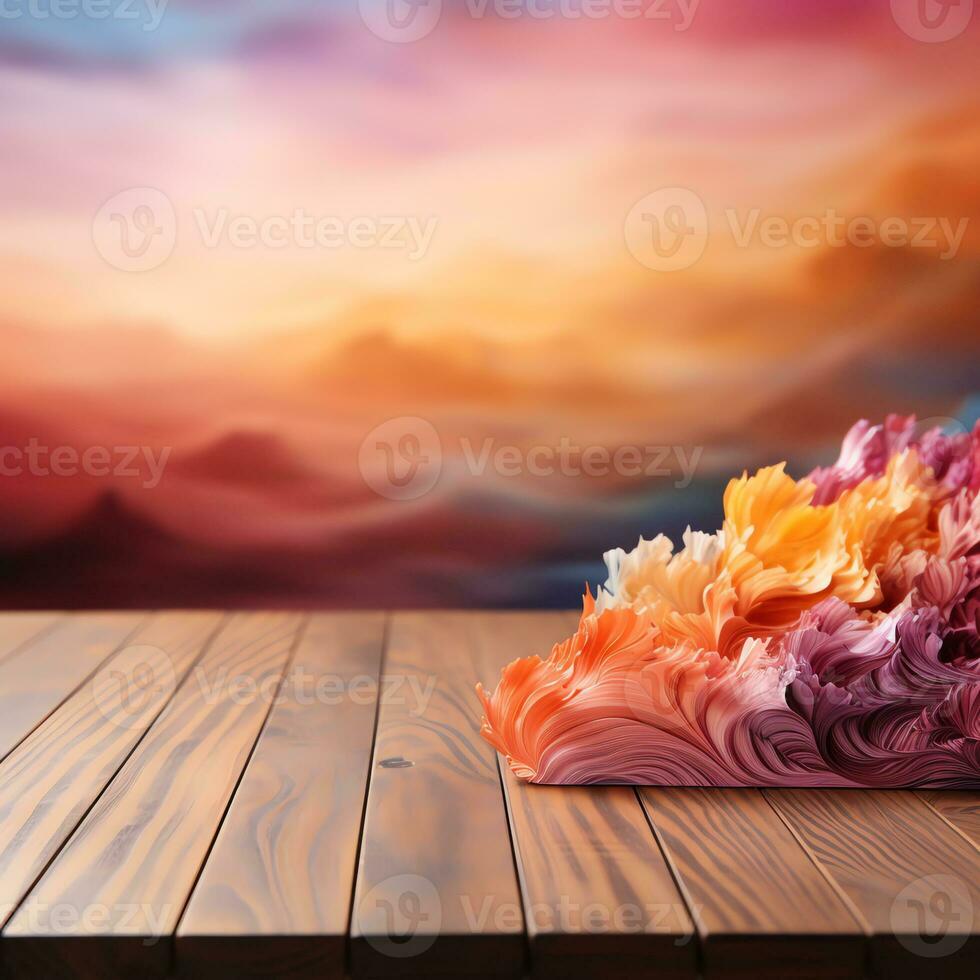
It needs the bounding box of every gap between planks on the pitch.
[2,612,309,980]
[175,612,388,980]
[0,612,977,980]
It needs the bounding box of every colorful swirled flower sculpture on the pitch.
[478,415,980,787]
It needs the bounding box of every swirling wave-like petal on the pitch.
[478,414,980,788]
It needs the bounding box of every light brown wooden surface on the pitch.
[0,612,224,931]
[176,613,387,980]
[918,789,980,847]
[638,787,866,979]
[0,613,145,762]
[349,612,525,979]
[0,613,62,667]
[473,611,697,979]
[503,774,696,979]
[0,611,975,980]
[765,789,980,980]
[4,613,305,980]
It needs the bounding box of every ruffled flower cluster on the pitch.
[478,415,980,787]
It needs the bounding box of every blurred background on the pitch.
[1,0,978,609]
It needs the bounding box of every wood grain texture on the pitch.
[0,613,145,763]
[472,610,697,979]
[0,610,976,980]
[638,787,865,980]
[350,612,525,979]
[176,612,387,980]
[503,774,696,979]
[917,791,980,848]
[0,613,62,667]
[765,789,980,980]
[0,612,224,931]
[3,612,305,980]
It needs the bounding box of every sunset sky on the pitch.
[1,1,978,607]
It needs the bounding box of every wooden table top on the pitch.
[0,611,976,980]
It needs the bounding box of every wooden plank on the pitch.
[502,774,697,979]
[473,610,697,979]
[0,613,62,667]
[765,789,980,980]
[917,791,980,848]
[350,612,525,979]
[638,787,865,979]
[3,612,305,980]
[176,612,387,980]
[0,613,145,762]
[0,612,224,932]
